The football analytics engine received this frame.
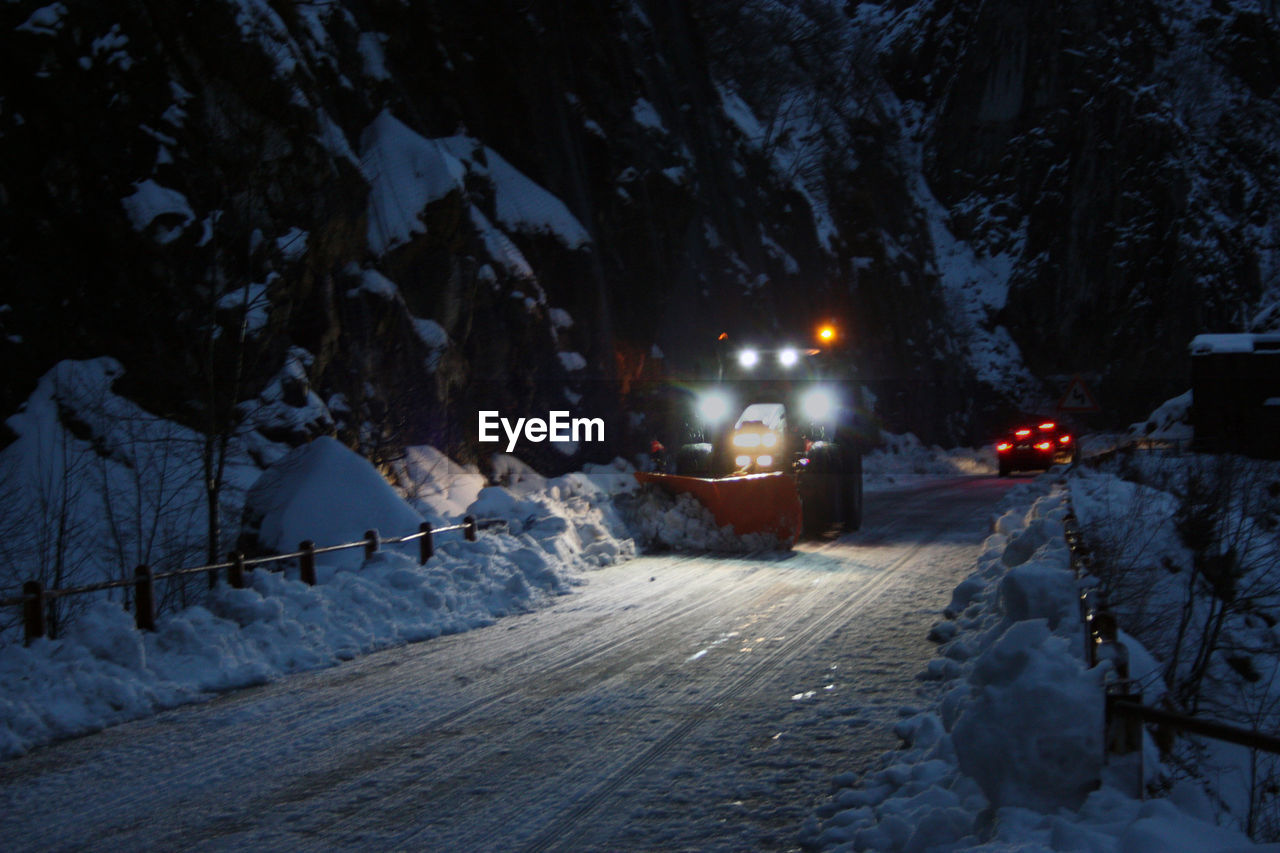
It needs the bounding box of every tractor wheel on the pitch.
[800,447,835,538]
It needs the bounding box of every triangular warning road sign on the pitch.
[1057,374,1100,413]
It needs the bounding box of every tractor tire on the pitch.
[800,447,836,538]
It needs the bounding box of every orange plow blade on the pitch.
[634,471,802,545]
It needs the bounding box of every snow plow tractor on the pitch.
[635,324,865,546]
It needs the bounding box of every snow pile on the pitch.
[950,618,1103,812]
[621,487,787,553]
[0,440,637,759]
[864,432,996,488]
[808,484,1261,851]
[240,437,425,569]
[1068,456,1280,837]
[394,444,489,525]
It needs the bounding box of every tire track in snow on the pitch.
[0,477,1014,851]
[507,529,947,853]
[136,553,811,849]
[0,552,747,850]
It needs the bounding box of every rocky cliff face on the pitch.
[2,0,1278,467]
[894,0,1280,421]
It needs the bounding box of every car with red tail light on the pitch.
[996,420,1076,476]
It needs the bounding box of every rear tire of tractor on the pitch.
[998,461,1010,478]
[801,447,835,538]
[802,476,832,538]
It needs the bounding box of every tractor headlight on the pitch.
[801,387,837,422]
[697,390,732,424]
[737,348,759,369]
[778,348,799,368]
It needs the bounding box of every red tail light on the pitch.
[1038,422,1056,431]
[996,442,1012,452]
[1015,429,1032,437]
[1035,441,1053,451]
[1059,434,1072,444]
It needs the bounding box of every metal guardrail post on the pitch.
[364,529,380,561]
[1106,691,1145,756]
[419,522,434,564]
[134,565,156,632]
[299,541,316,586]
[23,580,46,645]
[228,551,245,589]
[464,515,477,541]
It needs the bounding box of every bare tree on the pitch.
[0,376,98,641]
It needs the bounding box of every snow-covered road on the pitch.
[0,475,1019,852]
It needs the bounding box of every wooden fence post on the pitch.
[134,565,156,632]
[364,529,380,561]
[228,551,245,589]
[208,560,218,590]
[299,541,317,585]
[22,580,46,646]
[419,522,434,565]
[464,515,477,542]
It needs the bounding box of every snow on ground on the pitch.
[1067,450,1280,839]
[0,358,262,594]
[808,461,1275,851]
[864,432,997,488]
[0,434,637,759]
[0,424,971,758]
[2,387,1269,849]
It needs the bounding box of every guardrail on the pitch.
[1062,504,1280,796]
[0,516,489,646]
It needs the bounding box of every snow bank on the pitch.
[808,483,1260,851]
[0,441,638,759]
[395,444,488,525]
[864,432,996,488]
[951,619,1103,812]
[240,436,424,570]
